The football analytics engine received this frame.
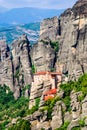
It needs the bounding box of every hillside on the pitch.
[0,22,40,44]
[0,74,87,130]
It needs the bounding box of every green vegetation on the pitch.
[71,127,81,130]
[60,81,74,111]
[28,98,40,115]
[78,94,85,102]
[8,119,31,130]
[14,68,20,79]
[41,128,45,130]
[50,41,59,52]
[79,118,85,127]
[22,84,31,96]
[41,97,61,120]
[0,84,40,129]
[1,73,87,129]
[50,67,56,72]
[40,39,48,45]
[60,74,87,111]
[0,84,29,129]
[41,40,59,52]
[60,73,87,94]
[31,64,36,74]
[55,121,70,130]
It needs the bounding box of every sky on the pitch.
[0,0,78,9]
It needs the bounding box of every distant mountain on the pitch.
[0,23,40,44]
[0,6,8,13]
[0,7,65,24]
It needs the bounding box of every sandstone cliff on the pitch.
[28,0,87,129]
[0,40,14,91]
[0,35,32,99]
[30,41,55,72]
[56,0,87,81]
[38,0,87,81]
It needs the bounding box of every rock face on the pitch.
[12,35,32,98]
[28,90,87,130]
[1,0,87,130]
[1,0,87,97]
[37,0,87,81]
[28,0,87,129]
[51,101,64,129]
[72,0,87,17]
[0,40,14,91]
[39,16,59,41]
[0,35,32,98]
[30,41,55,72]
[55,0,87,81]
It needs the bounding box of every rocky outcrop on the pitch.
[30,41,55,72]
[55,0,87,81]
[39,16,59,41]
[37,0,87,81]
[0,35,32,98]
[72,0,87,17]
[0,40,14,91]
[51,101,65,129]
[1,0,87,129]
[1,0,87,97]
[12,34,32,98]
[0,0,87,92]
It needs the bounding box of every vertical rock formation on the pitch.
[39,16,59,41]
[56,0,87,81]
[51,101,65,129]
[30,41,55,72]
[37,0,87,81]
[12,34,32,98]
[0,35,32,98]
[0,40,14,91]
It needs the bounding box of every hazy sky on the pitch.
[0,0,78,9]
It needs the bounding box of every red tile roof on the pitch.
[34,71,62,75]
[34,71,48,75]
[44,89,57,95]
[44,95,54,101]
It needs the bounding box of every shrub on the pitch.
[41,39,59,52]
[35,98,40,107]
[14,69,20,79]
[79,118,85,127]
[50,41,59,52]
[71,127,81,130]
[31,64,36,74]
[0,120,9,130]
[60,74,87,111]
[78,94,85,102]
[50,68,56,72]
[42,97,61,120]
[55,121,70,130]
[28,98,40,115]
[60,82,73,111]
[28,105,38,115]
[8,119,31,130]
[22,84,31,96]
[41,128,45,130]
[62,96,71,111]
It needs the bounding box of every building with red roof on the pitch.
[32,71,62,101]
